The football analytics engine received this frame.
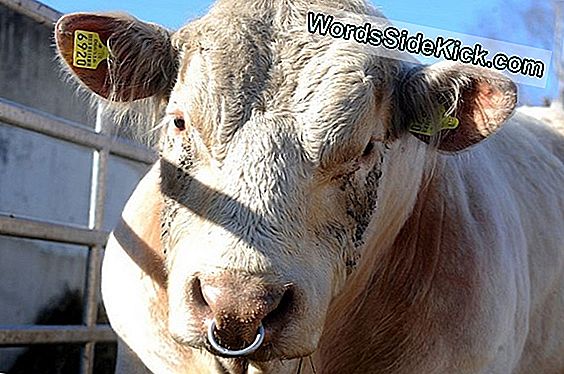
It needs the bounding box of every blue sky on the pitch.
[43,0,483,32]
[42,0,560,105]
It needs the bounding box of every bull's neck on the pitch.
[318,137,450,372]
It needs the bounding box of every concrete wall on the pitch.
[0,1,151,370]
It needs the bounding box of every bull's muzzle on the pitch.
[186,272,295,357]
[207,319,265,357]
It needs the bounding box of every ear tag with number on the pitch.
[409,106,459,136]
[73,30,109,70]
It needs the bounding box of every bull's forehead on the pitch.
[169,0,397,161]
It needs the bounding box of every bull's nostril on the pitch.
[264,286,294,328]
[191,277,209,309]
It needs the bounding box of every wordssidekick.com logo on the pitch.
[306,10,548,82]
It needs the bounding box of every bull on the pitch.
[54,1,564,373]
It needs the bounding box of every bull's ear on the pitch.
[393,62,517,152]
[55,13,177,102]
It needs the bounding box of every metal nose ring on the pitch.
[207,319,265,357]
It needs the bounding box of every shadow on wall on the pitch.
[8,289,116,374]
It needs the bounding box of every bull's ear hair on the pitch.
[55,13,177,102]
[393,62,517,152]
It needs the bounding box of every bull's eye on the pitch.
[361,140,375,158]
[173,117,186,131]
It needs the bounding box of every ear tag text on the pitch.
[409,107,459,136]
[73,30,109,70]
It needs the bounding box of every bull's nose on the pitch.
[195,273,293,354]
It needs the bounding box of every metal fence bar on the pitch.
[80,245,102,374]
[0,2,153,371]
[0,98,157,164]
[80,103,110,374]
[81,342,96,374]
[0,326,116,345]
[0,215,109,246]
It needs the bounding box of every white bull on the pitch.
[54,1,564,373]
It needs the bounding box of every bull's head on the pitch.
[55,2,516,372]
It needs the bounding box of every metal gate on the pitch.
[0,99,155,372]
[0,1,156,372]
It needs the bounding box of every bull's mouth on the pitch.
[207,340,276,362]
[172,320,310,363]
[211,354,302,374]
[207,344,313,374]
[171,313,312,363]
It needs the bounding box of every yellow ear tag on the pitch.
[73,30,109,70]
[409,107,459,136]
